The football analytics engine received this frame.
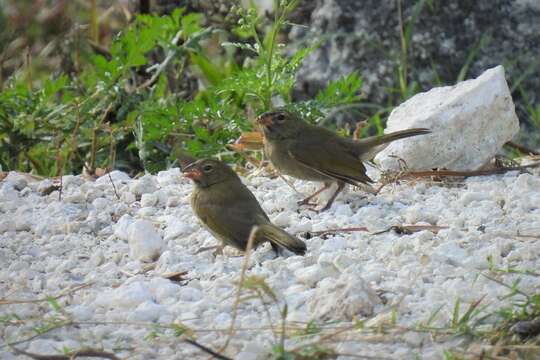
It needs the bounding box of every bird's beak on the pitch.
[184,169,202,180]
[179,159,196,172]
[257,114,274,127]
[183,167,203,180]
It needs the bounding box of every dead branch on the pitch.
[184,339,233,360]
[377,162,540,193]
[0,283,92,306]
[303,224,447,239]
[371,225,448,235]
[9,346,121,360]
[303,227,370,239]
[391,162,540,179]
[107,170,120,200]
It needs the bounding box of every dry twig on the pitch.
[0,283,92,306]
[9,346,121,360]
[184,339,233,360]
[107,170,120,200]
[377,162,540,193]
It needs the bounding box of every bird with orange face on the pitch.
[183,158,307,255]
[257,108,430,211]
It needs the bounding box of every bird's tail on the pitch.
[258,224,306,255]
[355,128,431,160]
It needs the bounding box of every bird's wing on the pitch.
[195,183,270,249]
[287,134,373,186]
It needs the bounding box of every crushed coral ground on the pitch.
[1,165,539,359]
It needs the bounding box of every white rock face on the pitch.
[375,66,520,171]
[127,220,164,262]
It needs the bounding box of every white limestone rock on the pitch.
[140,193,158,207]
[127,220,164,262]
[307,273,380,320]
[114,214,134,241]
[129,174,158,197]
[4,171,28,190]
[375,66,519,171]
[95,170,131,185]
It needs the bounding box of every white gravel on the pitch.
[0,166,539,359]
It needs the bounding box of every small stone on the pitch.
[108,281,154,308]
[129,301,166,322]
[164,221,193,240]
[433,242,467,265]
[129,175,158,197]
[37,179,56,195]
[138,207,156,217]
[459,192,491,206]
[95,170,131,185]
[61,175,83,189]
[92,197,111,211]
[156,168,181,187]
[121,191,136,204]
[85,188,104,202]
[27,339,58,355]
[166,196,181,207]
[150,278,182,303]
[295,264,325,287]
[128,220,164,262]
[64,192,85,204]
[153,189,169,207]
[69,305,94,321]
[307,274,380,320]
[141,193,158,207]
[272,211,292,227]
[90,249,105,266]
[178,287,203,302]
[114,215,134,241]
[4,172,28,190]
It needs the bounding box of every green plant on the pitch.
[0,2,364,175]
[0,8,213,174]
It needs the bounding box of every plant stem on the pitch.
[89,0,99,44]
[397,0,408,98]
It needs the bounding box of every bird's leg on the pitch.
[297,183,331,206]
[319,182,345,212]
[271,242,282,257]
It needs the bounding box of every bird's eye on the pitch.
[202,164,213,172]
[276,113,286,123]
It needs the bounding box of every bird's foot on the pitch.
[297,198,318,207]
[318,201,335,212]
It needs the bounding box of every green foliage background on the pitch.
[0,2,363,176]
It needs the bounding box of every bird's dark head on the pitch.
[256,108,303,140]
[183,159,239,188]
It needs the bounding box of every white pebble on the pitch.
[128,220,164,262]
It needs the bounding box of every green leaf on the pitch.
[182,13,203,38]
[316,72,363,107]
[190,53,225,85]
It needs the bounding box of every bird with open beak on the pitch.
[257,107,431,211]
[183,158,307,256]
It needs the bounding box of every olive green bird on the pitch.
[183,158,307,256]
[257,108,431,211]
